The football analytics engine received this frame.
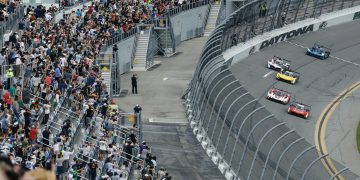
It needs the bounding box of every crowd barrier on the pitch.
[185,0,360,179]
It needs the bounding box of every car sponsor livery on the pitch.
[266,87,291,104]
[267,56,290,71]
[306,43,331,59]
[288,102,311,119]
[276,70,300,84]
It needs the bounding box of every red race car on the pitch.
[287,102,311,119]
[266,87,291,104]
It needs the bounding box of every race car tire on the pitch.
[283,99,289,105]
[304,113,309,119]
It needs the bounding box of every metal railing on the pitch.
[185,0,360,180]
[102,0,211,50]
[168,0,212,16]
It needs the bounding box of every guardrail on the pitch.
[185,0,360,180]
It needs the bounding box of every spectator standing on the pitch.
[62,147,74,172]
[1,114,9,137]
[28,125,38,144]
[131,74,138,94]
[158,167,167,179]
[56,153,64,179]
[88,159,98,180]
[42,127,51,147]
[42,100,51,124]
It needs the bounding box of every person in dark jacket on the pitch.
[131,74,138,94]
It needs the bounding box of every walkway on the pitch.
[115,37,224,179]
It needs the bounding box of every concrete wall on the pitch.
[109,36,136,74]
[170,5,210,45]
[223,5,360,65]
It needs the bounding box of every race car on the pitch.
[306,43,331,59]
[267,56,290,71]
[276,70,300,84]
[287,102,311,119]
[266,87,291,104]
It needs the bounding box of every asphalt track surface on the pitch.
[230,20,360,175]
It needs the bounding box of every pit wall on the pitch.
[223,5,360,65]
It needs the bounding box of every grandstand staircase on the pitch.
[204,1,221,37]
[132,30,151,71]
[101,71,111,95]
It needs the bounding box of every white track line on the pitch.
[287,41,307,48]
[329,55,360,67]
[263,71,274,78]
[286,41,360,67]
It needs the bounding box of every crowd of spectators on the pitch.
[0,0,203,179]
[0,0,20,21]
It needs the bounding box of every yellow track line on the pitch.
[315,81,360,179]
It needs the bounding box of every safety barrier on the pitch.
[184,0,360,180]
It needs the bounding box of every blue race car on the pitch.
[306,43,331,59]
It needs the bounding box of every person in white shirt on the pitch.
[31,74,41,93]
[82,143,91,161]
[42,100,51,124]
[62,147,74,171]
[45,12,52,21]
[53,140,61,155]
[99,138,107,160]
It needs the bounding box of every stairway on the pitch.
[101,71,111,95]
[204,2,221,37]
[133,30,151,71]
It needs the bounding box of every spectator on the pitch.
[158,167,167,179]
[131,74,138,94]
[41,126,51,147]
[28,125,38,144]
[42,100,51,124]
[88,159,98,180]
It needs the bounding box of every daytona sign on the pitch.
[260,24,314,50]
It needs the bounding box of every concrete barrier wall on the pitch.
[185,1,360,179]
[170,5,210,45]
[223,5,360,65]
[108,36,136,74]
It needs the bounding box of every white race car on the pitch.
[266,87,291,104]
[267,56,290,71]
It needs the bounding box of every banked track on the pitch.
[231,20,360,179]
[185,0,360,180]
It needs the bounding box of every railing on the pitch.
[102,0,211,50]
[0,5,25,49]
[168,0,212,16]
[185,0,360,179]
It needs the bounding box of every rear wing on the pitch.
[313,43,332,52]
[280,70,300,77]
[273,56,291,63]
[290,101,311,110]
[269,87,291,95]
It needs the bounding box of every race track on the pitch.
[230,20,360,175]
